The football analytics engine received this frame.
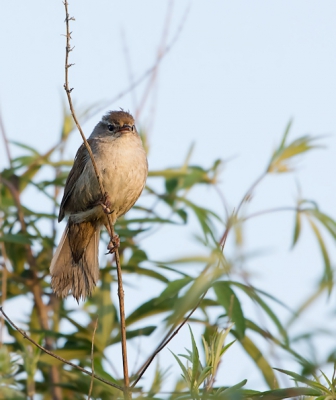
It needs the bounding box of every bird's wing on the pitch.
[58,139,95,222]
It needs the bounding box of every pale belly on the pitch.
[71,133,148,225]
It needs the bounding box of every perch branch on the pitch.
[63,1,130,396]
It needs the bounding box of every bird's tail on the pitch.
[50,221,100,302]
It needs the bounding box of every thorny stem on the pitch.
[63,1,130,396]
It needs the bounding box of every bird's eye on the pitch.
[108,124,115,132]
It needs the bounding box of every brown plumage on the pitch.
[50,110,148,301]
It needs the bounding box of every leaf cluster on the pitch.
[0,112,335,399]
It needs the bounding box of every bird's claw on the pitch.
[100,192,113,215]
[106,234,120,254]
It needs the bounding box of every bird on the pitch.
[50,110,148,301]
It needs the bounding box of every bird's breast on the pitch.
[97,134,148,217]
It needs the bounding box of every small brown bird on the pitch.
[50,110,148,301]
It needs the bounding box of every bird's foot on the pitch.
[99,192,113,215]
[106,234,120,254]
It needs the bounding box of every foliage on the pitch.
[0,108,336,400]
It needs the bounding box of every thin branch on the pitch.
[242,206,303,222]
[63,1,130,396]
[236,172,267,216]
[83,2,191,123]
[0,106,12,168]
[88,318,98,400]
[131,291,207,387]
[0,238,9,347]
[121,29,137,111]
[219,172,267,248]
[114,248,131,398]
[135,0,174,120]
[0,174,9,347]
[63,2,106,206]
[0,307,123,392]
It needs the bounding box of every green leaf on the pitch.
[309,209,336,239]
[110,325,156,345]
[0,233,33,245]
[121,265,169,283]
[188,326,200,387]
[237,335,279,389]
[169,350,190,383]
[251,386,322,399]
[126,297,177,326]
[292,210,301,247]
[274,368,328,392]
[167,265,223,327]
[308,218,333,292]
[228,281,289,344]
[91,271,115,352]
[267,122,321,173]
[157,277,193,301]
[213,281,246,339]
[220,379,247,396]
[10,140,41,155]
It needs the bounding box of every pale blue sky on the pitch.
[1,0,336,392]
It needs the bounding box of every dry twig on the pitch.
[0,107,12,167]
[0,230,9,347]
[82,2,191,124]
[63,1,130,397]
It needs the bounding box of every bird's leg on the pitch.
[98,192,114,215]
[105,223,120,254]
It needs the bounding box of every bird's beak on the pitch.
[117,124,133,133]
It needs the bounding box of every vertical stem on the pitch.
[62,2,130,397]
[0,242,8,347]
[115,248,130,399]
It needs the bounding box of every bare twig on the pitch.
[0,174,9,347]
[82,2,191,124]
[88,318,98,400]
[219,173,267,248]
[236,173,267,216]
[0,107,12,167]
[131,291,207,387]
[0,235,9,347]
[243,206,304,222]
[135,0,174,120]
[121,29,137,111]
[114,250,131,398]
[63,2,130,397]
